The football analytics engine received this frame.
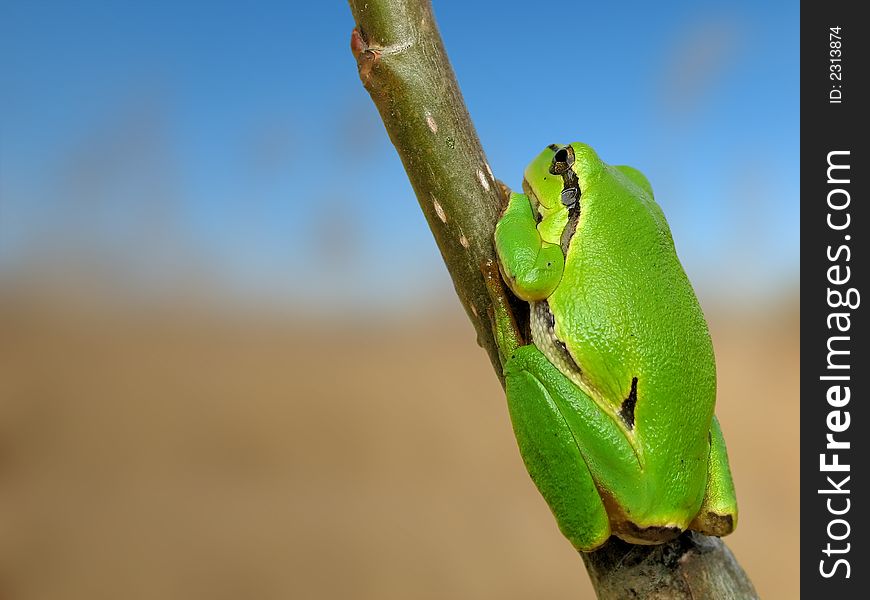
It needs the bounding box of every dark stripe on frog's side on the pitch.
[536,299,642,434]
[532,300,583,376]
[620,377,639,430]
[560,205,580,255]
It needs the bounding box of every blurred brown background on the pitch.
[0,293,797,599]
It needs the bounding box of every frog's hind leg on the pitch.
[690,415,738,536]
[482,260,610,551]
[505,356,612,551]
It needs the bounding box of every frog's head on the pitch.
[522,142,605,245]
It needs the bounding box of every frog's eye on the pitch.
[549,145,575,175]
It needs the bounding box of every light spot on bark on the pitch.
[485,162,494,179]
[459,233,469,248]
[425,112,438,134]
[471,304,479,318]
[477,169,490,192]
[433,197,447,223]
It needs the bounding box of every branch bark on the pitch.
[582,532,758,599]
[348,1,759,598]
[349,0,504,377]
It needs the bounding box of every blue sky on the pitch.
[0,1,799,311]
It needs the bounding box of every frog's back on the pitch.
[546,164,716,521]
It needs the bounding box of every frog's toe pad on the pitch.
[690,511,736,537]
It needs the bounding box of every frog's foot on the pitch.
[693,512,736,538]
[603,416,738,543]
[689,416,738,537]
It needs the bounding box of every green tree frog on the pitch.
[486,142,737,552]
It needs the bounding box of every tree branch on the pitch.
[582,532,758,599]
[348,1,759,597]
[349,0,504,377]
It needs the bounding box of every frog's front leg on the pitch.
[494,192,564,301]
